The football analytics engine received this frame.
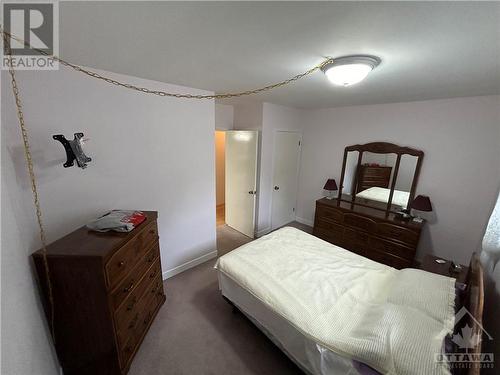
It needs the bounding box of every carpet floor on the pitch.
[129,261,304,375]
[129,222,311,375]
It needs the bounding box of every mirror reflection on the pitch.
[342,151,419,211]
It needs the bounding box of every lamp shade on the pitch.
[411,195,432,212]
[323,179,338,191]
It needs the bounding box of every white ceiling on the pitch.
[60,1,500,109]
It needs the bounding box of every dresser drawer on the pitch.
[110,241,160,311]
[367,249,411,269]
[106,221,158,289]
[116,274,162,349]
[105,220,158,289]
[118,274,165,369]
[376,223,418,245]
[313,227,342,245]
[115,259,162,335]
[344,228,370,246]
[343,213,377,232]
[315,219,344,236]
[371,237,414,259]
[316,205,343,223]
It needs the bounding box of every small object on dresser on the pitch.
[450,261,463,274]
[395,208,411,220]
[323,178,338,199]
[86,210,146,232]
[421,254,468,286]
[411,195,432,223]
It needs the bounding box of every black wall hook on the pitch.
[53,133,92,169]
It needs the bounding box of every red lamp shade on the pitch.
[411,195,432,211]
[323,179,338,191]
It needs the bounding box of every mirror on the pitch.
[338,142,423,213]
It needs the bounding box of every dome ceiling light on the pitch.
[321,55,381,86]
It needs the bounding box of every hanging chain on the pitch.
[0,26,327,345]
[2,31,56,342]
[0,29,326,99]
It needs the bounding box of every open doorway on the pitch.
[215,130,226,226]
[215,130,258,256]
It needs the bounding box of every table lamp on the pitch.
[411,195,432,223]
[323,179,338,200]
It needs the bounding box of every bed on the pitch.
[355,186,410,208]
[215,227,484,375]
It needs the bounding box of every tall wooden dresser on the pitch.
[356,165,392,193]
[32,211,165,375]
[313,198,423,269]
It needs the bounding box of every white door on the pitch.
[225,130,259,238]
[271,131,302,230]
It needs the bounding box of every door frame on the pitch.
[269,130,303,231]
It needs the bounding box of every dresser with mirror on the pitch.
[313,142,425,269]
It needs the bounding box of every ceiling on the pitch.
[60,1,500,109]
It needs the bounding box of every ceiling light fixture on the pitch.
[321,55,381,86]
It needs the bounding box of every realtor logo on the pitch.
[436,307,494,370]
[2,2,59,70]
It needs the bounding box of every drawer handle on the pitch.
[126,296,138,311]
[149,270,157,279]
[128,314,139,329]
[149,229,156,235]
[123,281,135,293]
[146,254,155,263]
[118,261,125,267]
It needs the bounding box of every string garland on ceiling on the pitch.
[1,29,327,99]
[0,27,327,344]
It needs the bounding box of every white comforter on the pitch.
[356,186,410,208]
[215,227,455,375]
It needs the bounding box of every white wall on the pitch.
[215,103,233,130]
[257,102,304,235]
[218,98,262,130]
[297,95,500,264]
[1,67,216,374]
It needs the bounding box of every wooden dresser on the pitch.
[356,165,392,193]
[313,198,423,269]
[32,211,165,375]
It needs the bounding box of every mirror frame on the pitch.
[337,142,424,214]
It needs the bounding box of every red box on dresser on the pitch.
[32,211,165,375]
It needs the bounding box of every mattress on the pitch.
[215,227,456,375]
[218,271,381,375]
[356,187,410,208]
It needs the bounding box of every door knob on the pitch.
[274,186,280,190]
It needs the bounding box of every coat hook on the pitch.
[53,133,92,169]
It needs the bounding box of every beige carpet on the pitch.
[129,222,312,375]
[129,260,304,375]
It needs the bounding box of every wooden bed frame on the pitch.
[461,253,485,375]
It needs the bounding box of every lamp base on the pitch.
[412,216,424,223]
[325,196,335,200]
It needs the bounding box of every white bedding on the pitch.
[356,186,410,208]
[215,227,455,375]
[219,271,371,375]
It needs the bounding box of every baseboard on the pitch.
[256,227,271,237]
[295,216,314,227]
[162,250,217,280]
